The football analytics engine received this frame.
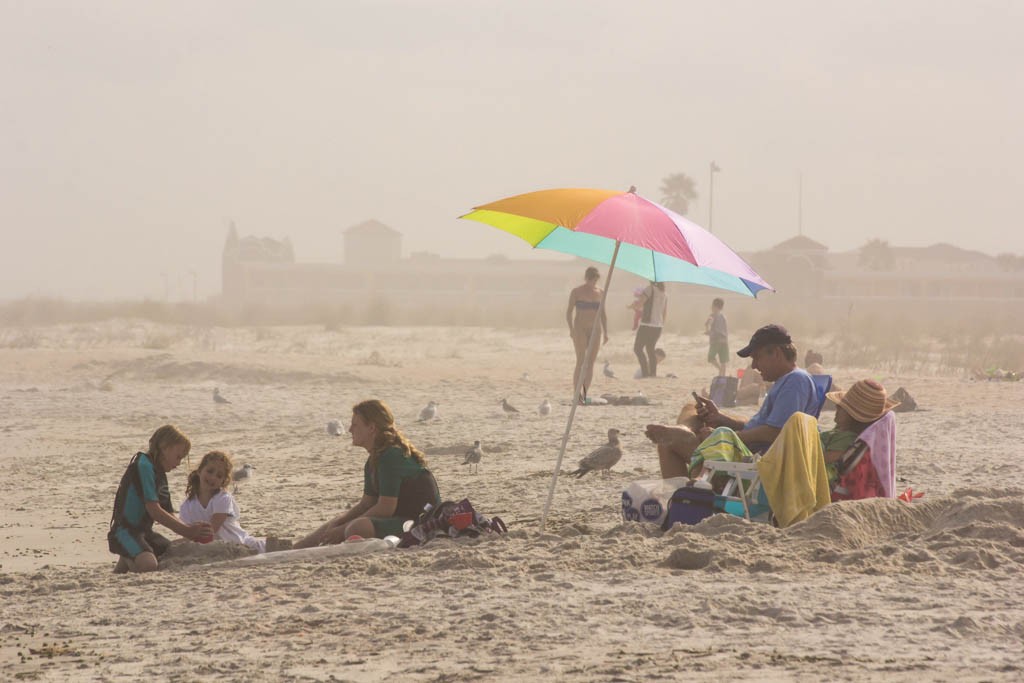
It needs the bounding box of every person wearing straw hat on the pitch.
[820,379,899,484]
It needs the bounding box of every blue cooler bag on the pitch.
[662,485,720,530]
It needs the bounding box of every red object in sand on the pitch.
[898,487,924,503]
[345,535,364,542]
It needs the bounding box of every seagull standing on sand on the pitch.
[232,464,255,493]
[418,401,438,422]
[500,398,519,417]
[463,440,483,474]
[538,399,552,416]
[213,387,231,404]
[569,429,623,478]
[603,361,616,379]
[327,420,343,436]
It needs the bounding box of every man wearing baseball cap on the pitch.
[646,323,819,479]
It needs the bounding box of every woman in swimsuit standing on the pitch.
[566,266,608,402]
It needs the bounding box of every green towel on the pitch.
[688,427,753,477]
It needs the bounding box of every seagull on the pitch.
[521,372,530,382]
[463,440,483,474]
[569,428,623,478]
[500,398,519,416]
[538,398,552,416]
[213,387,231,404]
[232,464,255,493]
[418,401,438,422]
[603,361,616,379]
[326,420,343,436]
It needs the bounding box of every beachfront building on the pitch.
[219,221,595,324]
[748,236,1024,302]
[344,220,401,267]
[220,223,1024,325]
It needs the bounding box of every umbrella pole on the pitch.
[540,240,622,530]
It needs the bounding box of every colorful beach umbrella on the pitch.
[460,187,773,528]
[461,187,773,297]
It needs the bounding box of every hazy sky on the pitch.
[2,1,1022,300]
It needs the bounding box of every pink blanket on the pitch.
[857,412,897,498]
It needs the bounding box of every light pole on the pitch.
[708,161,721,234]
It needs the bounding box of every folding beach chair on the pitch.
[810,374,833,418]
[695,460,772,522]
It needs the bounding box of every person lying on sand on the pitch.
[295,399,441,547]
[645,324,818,478]
[108,425,213,573]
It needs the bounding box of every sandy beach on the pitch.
[2,321,1023,681]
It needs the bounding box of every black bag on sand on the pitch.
[397,498,508,548]
[709,376,739,408]
[891,387,917,412]
[662,486,719,530]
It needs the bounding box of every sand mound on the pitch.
[663,487,1024,576]
[158,540,255,569]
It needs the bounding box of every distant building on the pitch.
[748,235,829,297]
[221,224,295,299]
[748,236,1024,301]
[219,220,586,311]
[220,223,1024,320]
[344,220,401,267]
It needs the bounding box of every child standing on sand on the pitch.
[179,450,267,553]
[108,425,212,573]
[705,298,729,377]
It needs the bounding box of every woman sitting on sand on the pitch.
[820,379,899,485]
[295,399,441,547]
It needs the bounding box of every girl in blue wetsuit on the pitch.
[295,399,440,547]
[108,425,212,573]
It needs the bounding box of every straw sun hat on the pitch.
[826,379,900,422]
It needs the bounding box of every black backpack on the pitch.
[661,486,719,530]
[397,498,508,548]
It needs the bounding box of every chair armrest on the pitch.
[701,461,760,478]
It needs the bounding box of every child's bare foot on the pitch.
[113,557,129,574]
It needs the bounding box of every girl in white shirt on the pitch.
[179,451,266,553]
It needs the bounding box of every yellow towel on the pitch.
[755,412,831,528]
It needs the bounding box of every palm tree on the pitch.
[659,173,698,216]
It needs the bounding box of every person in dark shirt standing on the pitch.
[705,298,728,377]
